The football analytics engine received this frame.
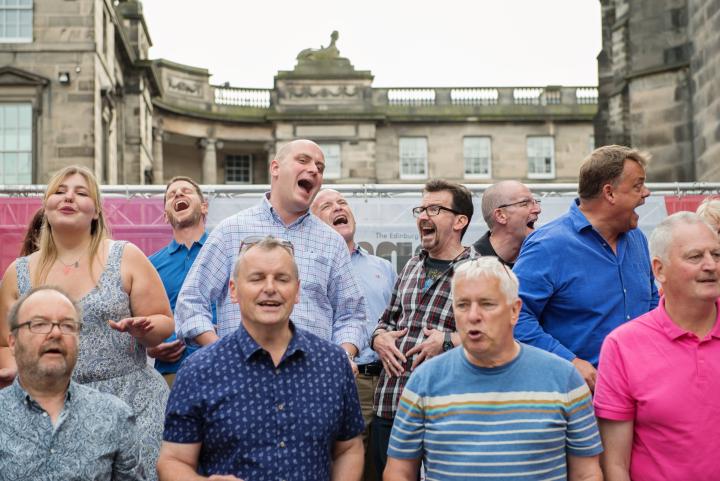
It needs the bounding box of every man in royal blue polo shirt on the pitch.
[148,176,216,386]
[158,236,364,481]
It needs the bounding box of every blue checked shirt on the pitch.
[175,193,366,350]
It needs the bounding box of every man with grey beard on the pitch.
[148,176,216,386]
[0,287,143,480]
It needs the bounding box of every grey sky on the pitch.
[142,0,601,88]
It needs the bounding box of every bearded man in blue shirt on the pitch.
[513,145,659,391]
[148,176,216,386]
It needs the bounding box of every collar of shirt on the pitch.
[654,297,720,341]
[569,198,594,233]
[262,191,311,228]
[352,245,368,258]
[10,377,74,413]
[233,320,309,364]
[167,230,209,255]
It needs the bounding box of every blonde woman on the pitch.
[696,198,720,234]
[0,165,173,481]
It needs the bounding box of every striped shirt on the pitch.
[388,344,603,480]
[373,247,478,419]
[175,193,366,350]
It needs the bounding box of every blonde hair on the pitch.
[696,198,720,229]
[34,165,110,285]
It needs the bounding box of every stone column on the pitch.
[200,138,218,184]
[152,128,164,185]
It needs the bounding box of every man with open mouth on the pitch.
[513,145,659,391]
[384,257,603,481]
[174,139,366,369]
[369,179,479,479]
[312,188,397,481]
[148,176,216,387]
[473,180,542,268]
[0,286,143,480]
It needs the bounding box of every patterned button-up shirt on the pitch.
[0,379,143,481]
[373,246,479,418]
[164,322,365,480]
[175,193,366,350]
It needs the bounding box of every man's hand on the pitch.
[147,340,186,363]
[572,358,597,391]
[406,328,445,370]
[373,328,408,377]
[108,317,154,339]
[207,476,244,481]
[0,367,16,389]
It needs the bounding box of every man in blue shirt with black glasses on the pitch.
[513,145,659,391]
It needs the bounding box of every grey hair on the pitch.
[232,236,299,280]
[696,198,720,229]
[649,212,718,263]
[481,181,524,229]
[8,285,81,330]
[452,256,519,301]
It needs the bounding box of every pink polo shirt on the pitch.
[594,298,720,481]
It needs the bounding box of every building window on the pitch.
[225,154,252,184]
[463,137,492,178]
[527,136,555,179]
[317,143,341,180]
[0,0,32,43]
[399,137,427,179]
[0,103,32,184]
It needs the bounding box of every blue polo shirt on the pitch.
[513,199,659,365]
[164,322,364,480]
[149,232,216,374]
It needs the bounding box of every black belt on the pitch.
[357,362,382,376]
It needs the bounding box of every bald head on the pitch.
[275,139,323,164]
[482,181,529,228]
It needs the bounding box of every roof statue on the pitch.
[296,31,341,61]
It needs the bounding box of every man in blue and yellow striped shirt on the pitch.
[385,257,603,481]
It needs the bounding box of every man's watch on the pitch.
[442,331,454,352]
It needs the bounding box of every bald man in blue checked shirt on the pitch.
[174,139,366,361]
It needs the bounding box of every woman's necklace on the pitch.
[57,253,84,275]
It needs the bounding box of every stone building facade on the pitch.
[595,0,720,181]
[0,1,597,186]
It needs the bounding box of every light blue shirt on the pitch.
[513,199,659,365]
[351,246,396,365]
[175,193,366,350]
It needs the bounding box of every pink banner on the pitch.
[0,198,172,274]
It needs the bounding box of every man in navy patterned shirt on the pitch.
[159,236,365,481]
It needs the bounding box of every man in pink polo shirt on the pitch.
[594,211,720,481]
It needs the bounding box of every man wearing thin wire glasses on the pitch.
[0,287,143,480]
[474,180,542,267]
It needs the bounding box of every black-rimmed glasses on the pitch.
[239,235,295,255]
[497,198,542,209]
[13,318,82,335]
[411,205,462,218]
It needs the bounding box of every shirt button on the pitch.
[275,369,280,375]
[626,315,630,320]
[277,403,285,411]
[42,412,48,417]
[279,440,286,448]
[50,448,56,454]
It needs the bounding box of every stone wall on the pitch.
[689,0,720,180]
